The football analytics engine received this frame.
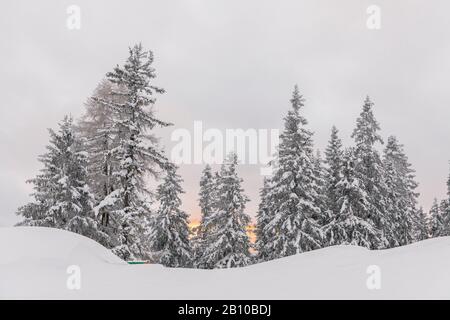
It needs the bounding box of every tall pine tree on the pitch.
[443,166,450,235]
[427,167,450,238]
[193,164,216,267]
[149,164,192,268]
[255,177,275,262]
[414,207,429,241]
[313,150,328,227]
[198,153,252,268]
[447,166,450,200]
[430,198,444,237]
[259,86,322,259]
[323,148,379,247]
[99,43,171,260]
[17,116,107,244]
[324,126,344,229]
[77,80,125,231]
[351,96,388,249]
[382,136,420,246]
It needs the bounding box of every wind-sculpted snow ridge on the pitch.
[1,227,450,299]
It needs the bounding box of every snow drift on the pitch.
[1,227,450,299]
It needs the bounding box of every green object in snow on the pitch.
[127,261,150,265]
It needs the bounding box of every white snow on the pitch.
[1,226,450,299]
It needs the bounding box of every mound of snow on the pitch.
[2,227,450,299]
[0,227,124,266]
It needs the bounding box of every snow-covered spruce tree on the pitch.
[148,164,192,268]
[77,79,126,232]
[17,116,108,244]
[193,164,216,267]
[445,168,450,229]
[197,164,216,238]
[260,86,323,259]
[414,207,429,241]
[97,44,171,260]
[382,136,420,246]
[323,148,379,248]
[427,169,450,238]
[198,153,252,268]
[255,177,275,262]
[323,126,344,228]
[429,198,444,237]
[441,167,450,235]
[437,199,450,236]
[383,159,402,248]
[313,150,329,227]
[351,96,389,249]
[448,167,450,201]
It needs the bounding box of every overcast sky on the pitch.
[1,0,449,226]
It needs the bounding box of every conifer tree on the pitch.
[443,167,450,235]
[17,116,107,244]
[97,44,171,260]
[414,207,429,241]
[383,156,402,247]
[260,86,322,258]
[323,148,379,248]
[193,164,216,267]
[383,136,420,246]
[197,165,215,238]
[447,167,450,200]
[430,198,444,237]
[324,126,344,227]
[255,177,274,262]
[351,96,389,249]
[313,150,328,228]
[77,80,125,231]
[149,164,192,268]
[438,199,450,236]
[423,168,450,239]
[198,153,251,268]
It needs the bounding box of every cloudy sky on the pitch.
[1,0,449,226]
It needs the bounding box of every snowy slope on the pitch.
[1,227,450,299]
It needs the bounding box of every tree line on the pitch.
[16,44,450,268]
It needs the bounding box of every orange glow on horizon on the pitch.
[188,218,256,244]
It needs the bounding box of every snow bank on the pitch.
[1,227,450,299]
[0,227,123,266]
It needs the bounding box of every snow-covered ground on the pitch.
[1,227,450,299]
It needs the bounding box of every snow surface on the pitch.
[1,226,450,299]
